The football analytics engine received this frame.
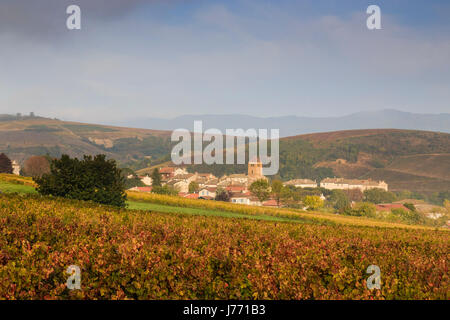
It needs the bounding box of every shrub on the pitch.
[35,154,126,207]
[351,202,377,217]
[303,195,324,210]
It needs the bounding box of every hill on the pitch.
[0,116,172,168]
[279,129,450,194]
[1,116,449,194]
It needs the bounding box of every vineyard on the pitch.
[0,193,448,300]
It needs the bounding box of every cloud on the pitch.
[0,0,160,40]
[0,0,449,121]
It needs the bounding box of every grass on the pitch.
[127,200,323,225]
[0,181,37,194]
[0,174,37,194]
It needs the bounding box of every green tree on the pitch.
[188,181,200,193]
[271,179,284,207]
[151,168,162,187]
[152,185,177,196]
[328,189,351,212]
[0,153,13,174]
[364,188,397,204]
[249,179,271,202]
[351,202,376,217]
[303,195,324,210]
[35,154,127,207]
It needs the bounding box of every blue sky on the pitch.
[0,0,449,122]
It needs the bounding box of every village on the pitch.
[128,158,390,208]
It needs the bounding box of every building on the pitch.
[248,157,263,179]
[139,175,153,186]
[284,179,317,188]
[199,187,217,199]
[159,167,188,180]
[12,161,20,175]
[128,186,152,192]
[320,178,388,191]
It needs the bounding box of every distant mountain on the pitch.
[111,109,450,137]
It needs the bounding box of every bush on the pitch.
[303,195,324,210]
[35,154,126,207]
[152,185,178,196]
[364,188,397,204]
[350,202,377,217]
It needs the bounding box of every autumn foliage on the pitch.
[0,193,448,300]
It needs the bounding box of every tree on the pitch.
[344,189,363,202]
[151,168,162,187]
[303,195,324,210]
[364,188,397,204]
[0,153,13,174]
[152,185,177,196]
[189,181,200,193]
[271,179,284,207]
[23,155,50,178]
[350,202,376,217]
[35,154,127,207]
[249,179,270,202]
[444,199,450,213]
[328,189,351,212]
[215,188,231,202]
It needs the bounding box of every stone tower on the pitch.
[248,157,263,179]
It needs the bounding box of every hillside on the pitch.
[1,116,449,194]
[280,129,450,194]
[0,116,172,167]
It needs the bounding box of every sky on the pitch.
[0,0,449,123]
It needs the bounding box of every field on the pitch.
[0,174,37,194]
[0,193,448,300]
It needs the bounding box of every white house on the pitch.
[140,176,153,186]
[320,178,388,191]
[199,187,217,199]
[12,161,20,175]
[283,179,317,188]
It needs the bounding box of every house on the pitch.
[139,175,153,186]
[166,180,190,193]
[262,199,278,207]
[128,186,152,192]
[230,194,251,205]
[230,192,262,206]
[159,166,187,180]
[199,187,217,199]
[320,178,388,191]
[203,178,219,188]
[184,193,200,199]
[12,161,20,175]
[218,174,249,187]
[284,179,317,188]
[225,185,248,193]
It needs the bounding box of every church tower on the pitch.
[248,157,263,179]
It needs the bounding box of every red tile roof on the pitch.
[135,187,152,192]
